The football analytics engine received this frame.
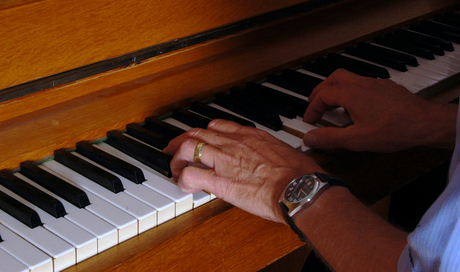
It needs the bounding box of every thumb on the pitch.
[303,127,353,150]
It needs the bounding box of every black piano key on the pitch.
[76,141,146,184]
[189,101,256,127]
[19,161,91,208]
[444,12,460,21]
[172,108,212,129]
[231,87,297,119]
[244,82,309,117]
[374,34,435,60]
[302,60,336,77]
[410,22,460,44]
[392,31,445,55]
[105,131,173,178]
[421,20,460,35]
[125,123,171,151]
[266,69,323,97]
[356,42,419,67]
[435,14,460,28]
[0,190,42,228]
[144,117,186,140]
[0,170,66,218]
[314,56,377,78]
[54,149,124,193]
[213,92,283,131]
[395,28,454,52]
[327,53,390,78]
[345,45,408,72]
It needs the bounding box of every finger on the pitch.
[163,127,232,155]
[308,69,363,103]
[303,126,363,150]
[208,119,285,145]
[303,85,342,124]
[167,139,201,180]
[176,166,226,196]
[169,139,225,180]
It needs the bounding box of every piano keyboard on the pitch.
[2,11,460,272]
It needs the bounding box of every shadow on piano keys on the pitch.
[2,8,460,272]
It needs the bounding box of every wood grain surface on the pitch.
[0,0,458,271]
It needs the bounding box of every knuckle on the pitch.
[186,127,206,138]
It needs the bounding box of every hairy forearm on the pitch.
[295,187,408,272]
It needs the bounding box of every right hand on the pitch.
[302,69,457,152]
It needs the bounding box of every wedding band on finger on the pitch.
[194,142,208,164]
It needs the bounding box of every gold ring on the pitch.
[194,142,207,164]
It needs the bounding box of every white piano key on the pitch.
[295,69,327,80]
[163,117,192,131]
[339,53,436,93]
[385,72,426,93]
[433,56,460,72]
[42,160,157,234]
[82,191,137,243]
[453,43,460,52]
[0,247,28,272]
[95,142,194,216]
[0,224,53,272]
[206,103,303,149]
[71,151,176,225]
[26,163,137,244]
[0,209,75,272]
[439,53,460,67]
[0,184,97,263]
[280,116,317,135]
[193,191,211,208]
[417,57,459,76]
[123,129,216,204]
[13,173,118,254]
[261,82,353,127]
[166,107,304,149]
[370,43,450,81]
[167,104,303,149]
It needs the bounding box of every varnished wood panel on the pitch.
[0,0,311,90]
[0,0,458,271]
[0,0,456,170]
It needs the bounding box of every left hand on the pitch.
[163,119,324,223]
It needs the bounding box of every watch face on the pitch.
[284,175,316,203]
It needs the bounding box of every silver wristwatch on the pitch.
[279,172,351,242]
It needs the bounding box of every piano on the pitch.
[0,0,459,271]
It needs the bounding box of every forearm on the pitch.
[295,187,408,272]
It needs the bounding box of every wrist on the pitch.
[293,186,352,231]
[278,172,351,241]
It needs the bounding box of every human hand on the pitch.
[163,119,324,223]
[303,69,457,152]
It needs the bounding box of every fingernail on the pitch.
[303,132,317,148]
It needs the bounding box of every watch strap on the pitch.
[314,172,353,193]
[280,201,309,242]
[280,172,352,243]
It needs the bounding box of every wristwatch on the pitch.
[279,172,351,242]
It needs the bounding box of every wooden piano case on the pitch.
[0,0,458,271]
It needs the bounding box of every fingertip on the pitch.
[177,166,216,194]
[303,131,318,148]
